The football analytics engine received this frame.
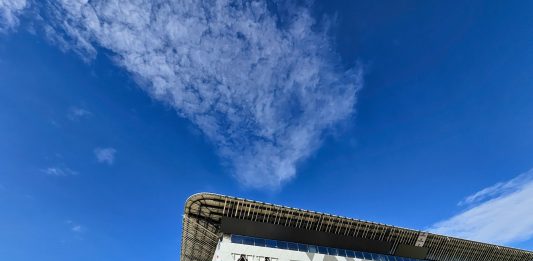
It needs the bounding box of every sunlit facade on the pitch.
[213,234,427,261]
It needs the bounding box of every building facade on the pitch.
[180,193,533,261]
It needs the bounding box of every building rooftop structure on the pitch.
[179,193,533,261]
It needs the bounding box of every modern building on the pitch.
[180,193,533,261]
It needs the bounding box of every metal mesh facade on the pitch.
[180,193,533,261]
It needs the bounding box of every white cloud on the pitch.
[94,147,116,165]
[42,166,78,176]
[0,0,28,32]
[429,169,533,245]
[66,220,85,233]
[71,225,83,233]
[67,106,92,121]
[6,0,363,188]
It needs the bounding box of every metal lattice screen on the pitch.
[180,193,533,261]
[180,215,219,261]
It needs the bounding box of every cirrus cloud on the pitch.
[429,169,533,245]
[3,0,362,188]
[41,166,78,176]
[0,0,28,32]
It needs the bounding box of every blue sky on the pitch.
[1,0,533,260]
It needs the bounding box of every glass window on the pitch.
[386,256,396,261]
[318,246,328,254]
[277,241,288,249]
[242,236,255,245]
[308,245,318,253]
[298,244,309,252]
[337,249,347,257]
[265,239,277,248]
[231,235,244,244]
[346,250,356,258]
[287,242,298,251]
[355,251,364,259]
[363,252,373,260]
[327,248,338,255]
[254,238,265,247]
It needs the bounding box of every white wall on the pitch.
[213,235,364,261]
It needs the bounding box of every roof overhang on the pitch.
[180,193,533,261]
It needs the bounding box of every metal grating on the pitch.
[179,193,533,261]
[180,215,219,261]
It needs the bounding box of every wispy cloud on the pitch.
[66,220,85,233]
[71,225,83,233]
[4,0,363,188]
[67,106,92,121]
[94,147,116,165]
[42,166,78,176]
[0,0,28,32]
[429,169,533,245]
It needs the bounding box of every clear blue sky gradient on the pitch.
[1,1,533,260]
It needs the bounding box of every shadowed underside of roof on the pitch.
[179,193,533,261]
